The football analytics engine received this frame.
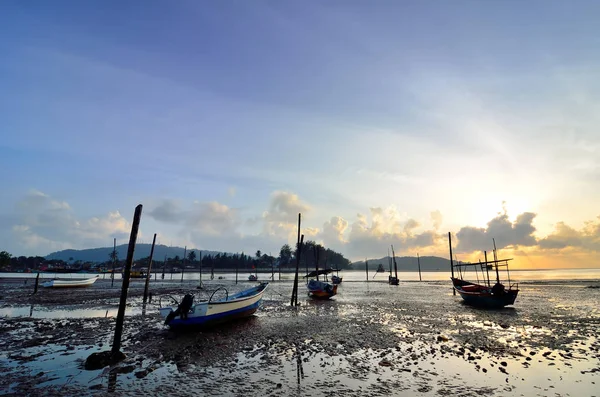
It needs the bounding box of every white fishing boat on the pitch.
[41,277,98,288]
[160,283,268,327]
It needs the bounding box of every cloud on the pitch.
[455,210,538,253]
[11,190,131,253]
[318,207,444,259]
[538,217,600,251]
[430,210,443,230]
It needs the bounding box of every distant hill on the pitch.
[351,256,452,272]
[45,244,224,263]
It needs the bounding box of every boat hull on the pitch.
[41,277,97,288]
[307,280,337,299]
[331,276,342,285]
[452,278,518,308]
[160,283,267,327]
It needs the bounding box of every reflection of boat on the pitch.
[248,274,258,281]
[304,269,337,299]
[160,283,268,327]
[41,277,98,288]
[449,236,519,309]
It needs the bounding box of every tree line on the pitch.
[0,242,352,273]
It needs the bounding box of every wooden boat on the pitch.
[41,277,98,288]
[160,283,268,327]
[331,275,342,285]
[376,263,385,273]
[449,237,519,308]
[304,269,337,299]
[248,274,258,281]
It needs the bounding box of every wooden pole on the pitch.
[236,254,239,284]
[33,272,40,294]
[295,235,304,306]
[365,258,368,281]
[198,251,203,288]
[417,253,422,281]
[111,238,117,287]
[291,213,301,306]
[391,245,398,280]
[448,232,455,295]
[162,255,166,280]
[142,233,156,304]
[181,246,186,283]
[112,204,142,357]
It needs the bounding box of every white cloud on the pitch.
[10,191,131,254]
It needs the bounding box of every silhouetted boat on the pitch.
[450,238,519,308]
[160,283,268,327]
[248,274,258,281]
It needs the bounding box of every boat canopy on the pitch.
[303,269,333,278]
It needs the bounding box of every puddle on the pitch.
[0,305,149,319]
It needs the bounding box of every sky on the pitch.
[1,1,599,268]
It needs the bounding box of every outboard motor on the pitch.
[164,294,194,325]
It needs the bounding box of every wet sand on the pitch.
[1,277,599,396]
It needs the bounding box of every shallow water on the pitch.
[1,278,599,396]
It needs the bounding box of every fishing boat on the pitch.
[376,263,385,273]
[330,268,343,284]
[449,237,519,308]
[248,274,258,281]
[160,283,268,327]
[304,269,337,299]
[41,277,98,288]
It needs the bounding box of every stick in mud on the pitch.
[291,213,302,306]
[111,238,117,288]
[143,233,157,304]
[181,246,186,283]
[33,272,40,294]
[448,232,455,295]
[112,204,143,358]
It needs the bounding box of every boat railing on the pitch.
[209,286,229,303]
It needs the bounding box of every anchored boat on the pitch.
[160,283,268,327]
[449,236,519,308]
[304,269,337,299]
[41,277,98,288]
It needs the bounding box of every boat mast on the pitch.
[492,247,500,285]
[417,253,422,281]
[388,248,392,277]
[391,245,398,280]
[314,246,319,282]
[448,232,455,295]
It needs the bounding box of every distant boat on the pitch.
[331,275,342,285]
[304,269,337,299]
[41,277,98,288]
[376,263,385,273]
[248,274,258,281]
[122,269,149,279]
[160,283,268,327]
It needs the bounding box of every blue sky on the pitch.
[1,1,599,267]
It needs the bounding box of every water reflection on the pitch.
[0,305,143,319]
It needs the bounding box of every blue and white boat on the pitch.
[160,283,268,327]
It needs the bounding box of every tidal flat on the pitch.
[0,277,599,396]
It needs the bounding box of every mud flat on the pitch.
[1,278,599,396]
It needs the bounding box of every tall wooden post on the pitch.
[417,253,422,281]
[365,259,368,281]
[198,251,203,289]
[143,233,157,304]
[162,255,166,281]
[33,272,40,294]
[448,232,455,295]
[112,204,142,358]
[236,254,239,284]
[181,246,186,283]
[291,213,302,306]
[111,238,117,287]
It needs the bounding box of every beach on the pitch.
[1,272,599,396]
